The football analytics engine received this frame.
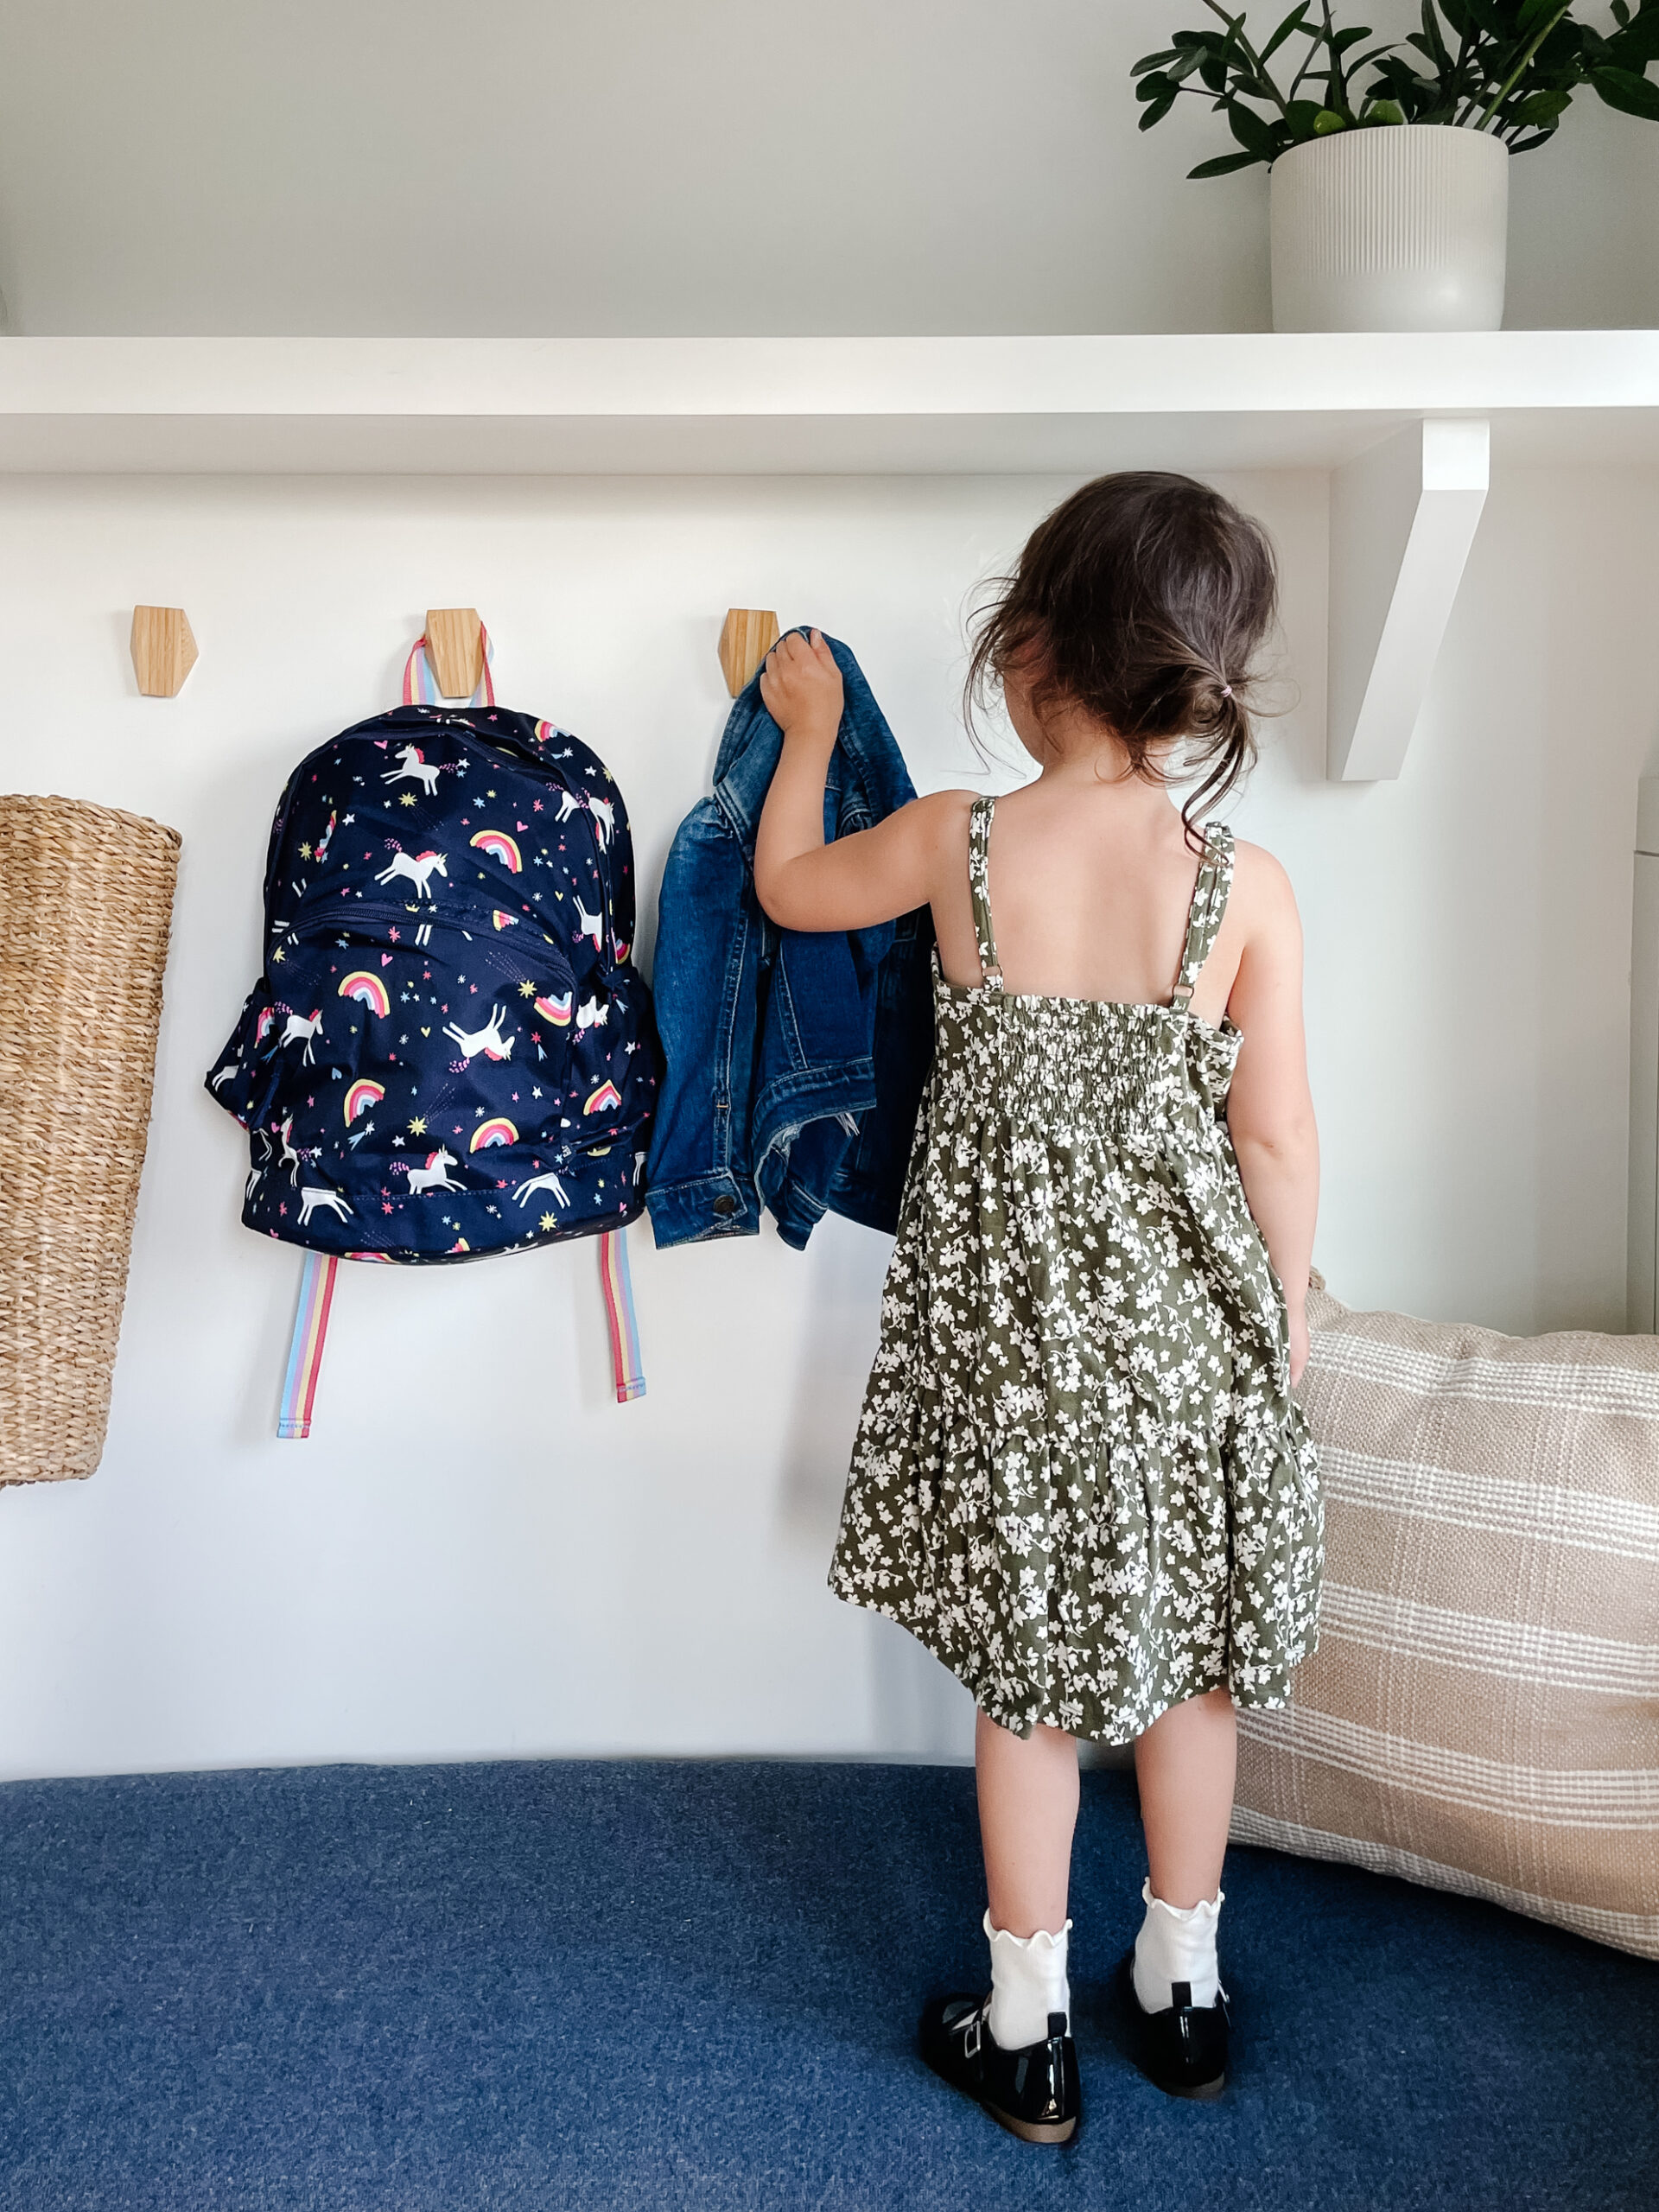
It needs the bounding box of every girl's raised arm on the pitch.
[753,629,949,934]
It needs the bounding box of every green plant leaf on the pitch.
[1331,23,1376,50]
[1517,0,1562,31]
[1284,97,1326,132]
[1607,7,1659,65]
[1260,3,1313,65]
[1512,84,1573,119]
[1228,99,1278,153]
[1135,71,1175,102]
[1418,0,1456,70]
[1505,124,1560,148]
[1138,89,1180,130]
[1592,60,1659,115]
[1313,105,1351,130]
[1369,54,1434,99]
[1366,97,1408,120]
[1611,0,1631,23]
[1188,149,1265,176]
[1346,41,1405,76]
[1462,0,1516,35]
[1534,16,1584,60]
[1130,50,1182,77]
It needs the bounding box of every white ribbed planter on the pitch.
[1270,124,1509,333]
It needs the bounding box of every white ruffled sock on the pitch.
[983,1908,1072,2050]
[1132,1878,1224,2012]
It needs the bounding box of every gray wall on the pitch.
[1,1,1655,336]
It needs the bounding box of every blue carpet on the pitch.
[0,1758,1653,2210]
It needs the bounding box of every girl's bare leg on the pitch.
[1133,1686,1236,1906]
[923,1709,1082,2133]
[975,1707,1079,1935]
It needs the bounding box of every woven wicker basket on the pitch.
[0,795,181,1485]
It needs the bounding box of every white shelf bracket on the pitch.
[1327,416,1490,783]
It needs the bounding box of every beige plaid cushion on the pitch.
[1230,1281,1659,1958]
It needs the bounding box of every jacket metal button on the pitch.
[712,1193,738,1217]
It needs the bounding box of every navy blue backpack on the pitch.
[207,634,661,1429]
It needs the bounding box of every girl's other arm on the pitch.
[753,628,945,932]
[1223,846,1320,1385]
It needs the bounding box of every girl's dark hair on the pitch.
[965,471,1279,840]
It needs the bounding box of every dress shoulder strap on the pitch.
[968,794,1002,989]
[1170,822,1235,1013]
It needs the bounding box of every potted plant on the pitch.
[1132,2,1659,329]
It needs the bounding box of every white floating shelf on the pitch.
[4,333,1654,782]
[0,332,1654,475]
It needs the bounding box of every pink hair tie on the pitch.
[1220,683,1232,697]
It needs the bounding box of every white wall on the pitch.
[0,461,1654,1783]
[2,1,1656,338]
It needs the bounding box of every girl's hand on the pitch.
[1287,1305,1310,1390]
[759,628,842,742]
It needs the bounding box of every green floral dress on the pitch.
[830,796,1323,1744]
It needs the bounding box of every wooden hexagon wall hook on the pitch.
[718,608,779,696]
[423,607,485,698]
[130,607,199,697]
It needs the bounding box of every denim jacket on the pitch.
[645,632,935,1249]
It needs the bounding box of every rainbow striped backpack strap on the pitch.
[600,1228,646,1403]
[208,621,659,1435]
[278,1250,338,1439]
[276,1226,644,1433]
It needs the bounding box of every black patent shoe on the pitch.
[1121,1953,1230,2100]
[920,1992,1080,2143]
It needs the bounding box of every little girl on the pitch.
[753,472,1322,2143]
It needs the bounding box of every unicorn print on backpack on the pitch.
[376,849,448,900]
[279,1008,325,1063]
[383,745,442,796]
[443,1006,516,1062]
[298,1186,353,1227]
[403,1146,461,1197]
